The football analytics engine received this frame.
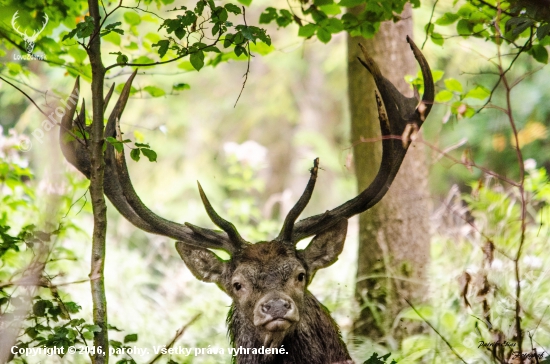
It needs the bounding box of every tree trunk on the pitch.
[87,1,109,362]
[347,4,431,341]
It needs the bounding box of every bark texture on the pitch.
[347,4,430,340]
[87,0,108,362]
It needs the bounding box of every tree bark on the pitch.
[347,4,431,341]
[86,1,108,362]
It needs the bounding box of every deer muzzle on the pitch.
[253,292,299,332]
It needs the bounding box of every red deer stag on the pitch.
[59,37,433,364]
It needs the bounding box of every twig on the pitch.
[404,299,468,364]
[349,134,520,187]
[422,0,439,49]
[0,75,86,147]
[495,1,527,354]
[62,188,90,219]
[234,6,251,107]
[147,314,201,364]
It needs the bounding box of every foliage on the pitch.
[393,165,550,363]
[362,352,397,364]
[0,0,271,82]
[259,0,420,44]
[424,0,550,61]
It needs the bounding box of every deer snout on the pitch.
[254,293,299,331]
[262,299,291,317]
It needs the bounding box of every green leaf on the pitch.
[537,24,550,40]
[234,45,246,57]
[125,42,138,50]
[506,17,534,37]
[134,56,154,64]
[225,3,242,14]
[249,41,274,55]
[103,31,121,46]
[430,32,444,46]
[141,148,157,162]
[143,86,166,97]
[69,48,87,63]
[435,90,453,103]
[237,0,252,5]
[464,85,490,99]
[325,18,343,33]
[276,10,293,27]
[259,7,278,24]
[124,333,138,343]
[84,324,102,333]
[152,40,170,58]
[75,16,95,39]
[530,44,549,64]
[298,24,317,38]
[130,148,140,161]
[124,12,141,26]
[134,143,150,148]
[435,12,459,25]
[314,0,333,4]
[444,78,463,93]
[177,61,195,71]
[32,300,48,317]
[456,19,471,36]
[190,51,205,71]
[432,70,444,83]
[117,54,128,64]
[320,4,341,15]
[457,3,476,17]
[316,27,331,43]
[173,83,190,91]
[175,28,186,39]
[106,137,124,152]
[203,46,221,53]
[64,302,81,313]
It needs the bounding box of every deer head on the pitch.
[59,37,433,363]
[11,11,49,54]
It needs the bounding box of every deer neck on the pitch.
[227,292,352,364]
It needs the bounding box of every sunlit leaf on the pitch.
[143,86,166,97]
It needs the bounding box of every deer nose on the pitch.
[261,299,291,318]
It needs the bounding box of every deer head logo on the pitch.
[11,11,49,54]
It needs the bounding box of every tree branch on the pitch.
[86,1,109,363]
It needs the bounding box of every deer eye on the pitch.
[233,282,242,291]
[297,273,305,282]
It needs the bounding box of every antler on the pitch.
[29,13,49,41]
[59,71,242,254]
[276,158,319,243]
[11,11,26,38]
[59,36,433,252]
[10,11,48,41]
[288,36,434,243]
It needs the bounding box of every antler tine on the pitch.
[11,11,24,37]
[196,182,248,248]
[290,37,435,242]
[59,77,83,173]
[406,35,434,121]
[41,14,49,31]
[102,72,239,253]
[103,82,115,113]
[57,72,238,253]
[277,158,319,243]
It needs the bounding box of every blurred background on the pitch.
[0,0,549,363]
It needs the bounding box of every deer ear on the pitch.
[302,219,348,274]
[175,242,227,284]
